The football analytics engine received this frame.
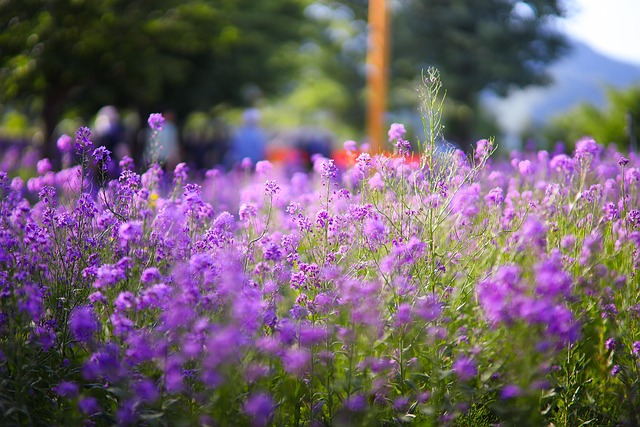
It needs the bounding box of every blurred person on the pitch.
[144,110,180,170]
[94,106,126,177]
[225,108,267,168]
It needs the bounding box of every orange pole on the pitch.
[366,0,390,154]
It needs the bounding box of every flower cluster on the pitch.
[1,120,639,426]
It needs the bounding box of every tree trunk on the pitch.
[41,87,68,164]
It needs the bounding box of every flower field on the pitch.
[2,81,640,426]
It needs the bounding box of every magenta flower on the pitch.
[56,134,73,153]
[388,123,406,142]
[147,113,165,131]
[244,393,275,427]
[452,355,477,381]
[69,305,100,344]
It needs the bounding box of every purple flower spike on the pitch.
[244,393,275,427]
[452,355,477,381]
[75,126,93,152]
[148,113,165,131]
[388,123,406,142]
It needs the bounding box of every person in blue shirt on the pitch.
[226,108,267,168]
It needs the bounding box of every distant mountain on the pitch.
[482,39,640,147]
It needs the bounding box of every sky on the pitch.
[560,0,640,66]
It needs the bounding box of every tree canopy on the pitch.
[540,85,640,152]
[0,0,571,155]
[0,0,311,156]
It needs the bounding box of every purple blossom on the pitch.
[92,146,112,170]
[388,123,406,142]
[57,134,73,153]
[75,126,93,152]
[148,113,165,131]
[78,397,100,415]
[133,379,159,403]
[69,305,100,343]
[244,393,275,427]
[475,139,493,161]
[605,338,618,351]
[36,158,52,175]
[264,180,280,196]
[501,384,521,399]
[344,140,357,152]
[485,187,504,206]
[282,348,310,376]
[141,267,161,284]
[118,221,143,246]
[255,160,273,175]
[344,394,367,411]
[574,137,601,161]
[318,158,338,181]
[395,138,412,156]
[54,381,79,398]
[452,355,477,381]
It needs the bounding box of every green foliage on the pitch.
[542,85,640,151]
[0,0,312,153]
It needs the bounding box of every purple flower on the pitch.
[173,162,189,183]
[534,250,572,298]
[133,379,159,403]
[69,305,99,344]
[452,355,477,381]
[344,140,357,152]
[574,137,601,161]
[484,187,504,206]
[355,153,372,176]
[244,393,275,427]
[78,397,100,415]
[118,221,143,246]
[605,338,618,351]
[518,160,534,176]
[627,209,640,228]
[475,139,493,161]
[632,341,640,356]
[394,303,412,327]
[611,365,621,376]
[57,134,73,153]
[148,113,165,131]
[54,381,79,398]
[388,123,406,142]
[344,394,367,411]
[318,158,338,181]
[116,400,137,425]
[75,126,93,152]
[92,146,112,170]
[120,155,135,171]
[416,295,443,322]
[619,156,630,166]
[114,291,136,312]
[141,267,161,284]
[501,384,521,399]
[264,180,280,196]
[550,154,575,174]
[282,348,310,376]
[37,158,52,175]
[255,160,273,175]
[395,138,411,155]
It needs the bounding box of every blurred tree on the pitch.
[391,0,569,150]
[0,0,311,158]
[541,85,640,152]
[287,0,568,151]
